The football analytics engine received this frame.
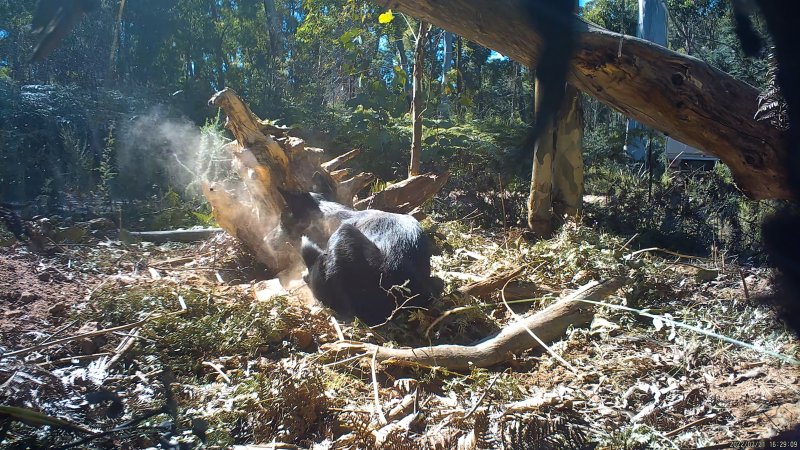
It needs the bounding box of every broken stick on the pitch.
[322,277,627,371]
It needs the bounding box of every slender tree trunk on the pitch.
[517,64,528,123]
[510,64,516,122]
[409,21,430,177]
[395,38,410,85]
[107,0,127,85]
[441,31,454,83]
[263,0,283,55]
[626,0,667,160]
[439,31,455,117]
[211,1,226,89]
[395,38,412,107]
[455,36,463,118]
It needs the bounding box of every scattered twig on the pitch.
[86,279,111,302]
[147,266,241,272]
[104,327,140,371]
[665,260,711,271]
[328,407,374,414]
[202,361,231,384]
[620,233,639,251]
[323,351,370,368]
[330,317,345,341]
[39,319,78,345]
[739,269,751,302]
[371,348,387,426]
[664,415,715,438]
[39,353,112,367]
[624,246,707,261]
[2,308,187,359]
[148,254,204,267]
[369,290,421,329]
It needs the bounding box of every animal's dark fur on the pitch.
[733,1,800,339]
[282,191,437,325]
[523,0,578,147]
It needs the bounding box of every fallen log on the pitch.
[354,172,450,213]
[374,0,789,199]
[458,267,524,299]
[330,168,353,182]
[322,148,361,172]
[322,277,627,371]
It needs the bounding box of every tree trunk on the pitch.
[409,21,429,177]
[626,0,668,161]
[528,83,584,236]
[527,77,556,237]
[441,31,454,83]
[373,0,790,200]
[455,36,463,117]
[263,0,283,56]
[516,64,528,123]
[107,0,126,85]
[552,85,584,218]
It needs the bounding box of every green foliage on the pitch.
[192,211,216,227]
[601,424,673,450]
[97,125,117,204]
[584,161,776,261]
[86,285,293,373]
[582,0,639,35]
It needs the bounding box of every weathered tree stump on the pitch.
[202,88,446,274]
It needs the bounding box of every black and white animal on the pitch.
[280,190,437,326]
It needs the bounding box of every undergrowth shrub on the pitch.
[584,161,778,262]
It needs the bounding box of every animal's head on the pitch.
[300,226,390,324]
[279,189,322,238]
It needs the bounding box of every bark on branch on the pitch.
[322,277,627,371]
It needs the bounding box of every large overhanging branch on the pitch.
[376,0,790,200]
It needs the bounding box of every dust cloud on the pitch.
[116,107,231,199]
